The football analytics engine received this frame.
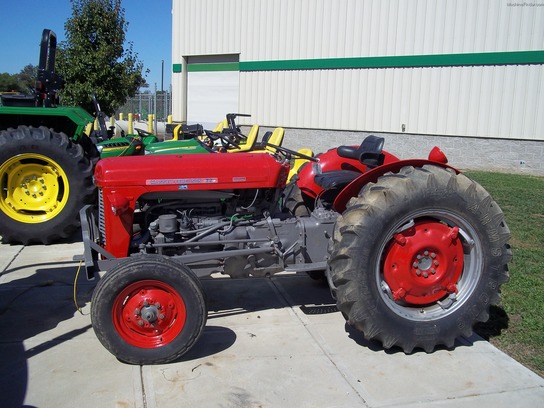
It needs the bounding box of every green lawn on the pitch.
[466,171,544,378]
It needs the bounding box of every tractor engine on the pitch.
[130,188,337,278]
[83,152,336,279]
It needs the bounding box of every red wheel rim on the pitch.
[112,280,187,348]
[383,220,465,305]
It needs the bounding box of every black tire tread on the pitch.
[91,255,207,365]
[328,165,511,353]
[0,125,95,244]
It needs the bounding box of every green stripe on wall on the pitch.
[174,50,543,73]
[240,51,544,71]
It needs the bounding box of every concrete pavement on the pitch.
[1,240,543,408]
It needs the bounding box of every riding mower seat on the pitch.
[265,127,285,153]
[254,127,285,153]
[227,124,259,152]
[287,148,314,182]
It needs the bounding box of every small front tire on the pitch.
[91,255,207,365]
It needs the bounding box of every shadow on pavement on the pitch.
[0,263,93,408]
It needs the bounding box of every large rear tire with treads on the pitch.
[327,165,511,352]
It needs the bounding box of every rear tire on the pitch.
[328,165,511,352]
[282,181,311,217]
[91,255,207,365]
[0,125,95,244]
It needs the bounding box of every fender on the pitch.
[333,159,460,213]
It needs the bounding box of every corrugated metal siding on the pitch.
[239,64,543,139]
[173,0,544,140]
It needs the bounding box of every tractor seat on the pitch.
[255,127,285,152]
[265,127,285,153]
[228,124,259,152]
[337,135,385,168]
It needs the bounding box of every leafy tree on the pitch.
[17,64,38,92]
[0,66,37,94]
[0,73,23,93]
[57,0,147,115]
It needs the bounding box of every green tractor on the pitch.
[0,29,158,245]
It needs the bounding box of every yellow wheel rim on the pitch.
[0,153,70,224]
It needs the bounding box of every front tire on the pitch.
[91,256,207,365]
[328,165,511,353]
[0,126,95,244]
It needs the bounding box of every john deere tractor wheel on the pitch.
[327,165,511,353]
[0,126,95,244]
[91,255,207,365]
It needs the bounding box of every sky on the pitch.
[0,0,172,91]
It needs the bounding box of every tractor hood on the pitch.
[93,152,289,190]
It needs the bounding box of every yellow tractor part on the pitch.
[227,124,259,152]
[287,148,314,183]
[0,153,69,223]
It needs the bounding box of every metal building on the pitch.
[171,0,544,173]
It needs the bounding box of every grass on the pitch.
[465,170,544,378]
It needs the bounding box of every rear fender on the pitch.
[333,159,459,213]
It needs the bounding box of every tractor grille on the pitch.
[98,189,106,246]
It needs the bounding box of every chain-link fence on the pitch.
[115,92,172,121]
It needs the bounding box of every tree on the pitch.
[0,73,23,93]
[57,0,147,115]
[17,64,38,92]
[0,66,36,94]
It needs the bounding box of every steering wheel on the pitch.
[204,130,241,150]
[265,143,319,162]
[135,128,153,137]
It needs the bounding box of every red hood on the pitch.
[94,153,289,190]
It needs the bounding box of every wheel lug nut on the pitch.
[138,320,144,327]
[434,260,439,266]
[416,269,421,276]
[413,262,419,268]
[431,252,436,258]
[423,272,429,278]
[424,250,429,256]
[159,314,165,319]
[430,268,436,274]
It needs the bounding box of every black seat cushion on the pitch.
[314,170,361,190]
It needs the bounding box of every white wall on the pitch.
[172,0,544,140]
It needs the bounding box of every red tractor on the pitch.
[80,135,511,364]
